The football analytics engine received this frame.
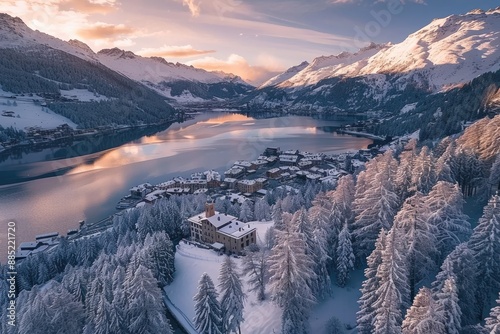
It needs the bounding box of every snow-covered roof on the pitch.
[218,221,255,238]
[207,213,237,228]
[19,241,39,250]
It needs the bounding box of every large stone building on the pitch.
[188,197,257,253]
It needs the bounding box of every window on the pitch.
[246,240,249,246]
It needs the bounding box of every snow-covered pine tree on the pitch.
[357,229,387,334]
[241,244,268,301]
[485,292,500,334]
[394,193,438,299]
[271,199,285,230]
[372,226,410,334]
[487,154,500,198]
[395,139,417,201]
[411,146,437,194]
[435,276,462,334]
[127,265,173,334]
[431,243,479,327]
[268,219,316,334]
[254,198,272,221]
[468,195,500,317]
[425,181,471,259]
[401,287,445,334]
[143,232,175,287]
[218,256,246,334]
[239,200,254,223]
[353,151,400,260]
[193,273,222,334]
[336,223,355,287]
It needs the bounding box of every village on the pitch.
[15,142,394,260]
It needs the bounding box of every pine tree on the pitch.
[485,293,500,334]
[239,200,254,223]
[254,198,272,221]
[336,223,355,287]
[435,276,462,334]
[357,229,387,334]
[395,140,417,200]
[193,273,223,334]
[126,265,173,334]
[401,287,445,334]
[241,244,268,301]
[272,199,285,230]
[468,195,500,317]
[268,220,316,334]
[394,193,438,299]
[353,151,400,259]
[487,154,500,197]
[425,181,471,258]
[432,243,479,327]
[218,257,246,334]
[143,232,175,287]
[411,146,437,194]
[372,226,410,334]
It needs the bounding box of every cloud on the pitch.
[77,23,136,39]
[182,0,201,17]
[138,45,215,58]
[57,0,120,14]
[188,54,281,85]
[329,0,357,4]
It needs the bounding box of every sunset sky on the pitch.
[1,0,499,84]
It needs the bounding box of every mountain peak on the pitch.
[97,48,137,59]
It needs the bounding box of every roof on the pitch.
[212,242,225,250]
[19,241,39,250]
[218,221,256,238]
[207,213,236,228]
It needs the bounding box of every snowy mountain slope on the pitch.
[259,61,309,88]
[0,13,98,62]
[97,48,252,102]
[249,7,500,111]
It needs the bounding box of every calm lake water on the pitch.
[0,112,372,255]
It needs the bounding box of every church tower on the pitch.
[205,196,215,218]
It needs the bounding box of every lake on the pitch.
[0,112,372,255]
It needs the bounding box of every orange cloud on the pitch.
[77,23,135,39]
[182,0,201,17]
[138,45,215,58]
[188,54,281,85]
[58,0,120,14]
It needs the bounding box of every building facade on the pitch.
[188,198,257,253]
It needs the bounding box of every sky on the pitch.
[1,0,499,84]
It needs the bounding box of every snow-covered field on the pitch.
[60,89,109,102]
[0,92,77,130]
[165,220,362,334]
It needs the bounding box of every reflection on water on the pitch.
[0,112,372,256]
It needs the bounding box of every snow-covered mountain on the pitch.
[249,7,500,111]
[97,48,252,102]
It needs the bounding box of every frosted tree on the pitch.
[263,226,275,250]
[336,223,355,287]
[193,273,222,334]
[18,286,55,334]
[268,220,316,334]
[218,257,246,334]
[331,174,356,226]
[425,181,471,258]
[372,226,410,334]
[127,265,173,334]
[394,193,438,299]
[353,151,400,259]
[411,146,437,194]
[94,284,125,334]
[228,202,240,218]
[143,232,175,287]
[401,287,445,334]
[239,200,254,223]
[435,276,462,334]
[395,140,417,200]
[487,154,500,197]
[292,207,330,299]
[357,229,387,334]
[271,199,285,230]
[432,243,479,327]
[485,293,500,334]
[241,244,268,301]
[468,195,500,317]
[254,198,271,221]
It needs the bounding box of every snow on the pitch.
[400,103,418,114]
[267,9,500,92]
[60,89,109,102]
[165,220,363,334]
[0,90,77,130]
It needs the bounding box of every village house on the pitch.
[188,197,257,253]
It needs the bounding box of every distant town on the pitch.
[14,135,413,261]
